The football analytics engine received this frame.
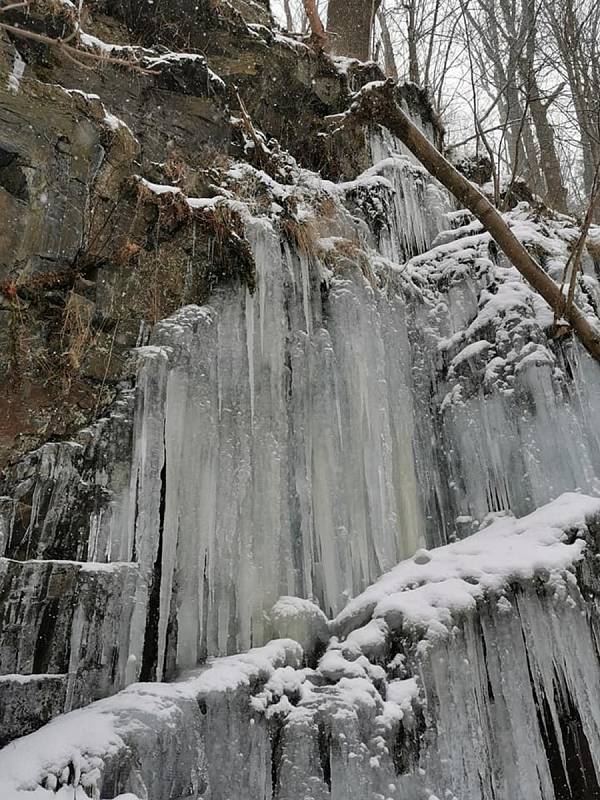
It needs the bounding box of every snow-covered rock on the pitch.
[268,596,329,660]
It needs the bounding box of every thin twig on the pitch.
[562,161,600,318]
[0,2,30,13]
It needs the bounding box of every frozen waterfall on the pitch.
[3,118,600,800]
[128,206,433,671]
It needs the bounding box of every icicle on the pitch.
[119,208,429,663]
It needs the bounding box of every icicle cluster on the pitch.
[128,214,430,671]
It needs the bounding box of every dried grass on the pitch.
[60,290,96,374]
[280,215,321,258]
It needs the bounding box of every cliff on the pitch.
[1,0,600,798]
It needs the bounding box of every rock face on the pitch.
[2,0,600,798]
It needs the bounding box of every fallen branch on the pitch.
[235,90,272,167]
[0,20,158,74]
[327,79,600,365]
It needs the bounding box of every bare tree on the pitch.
[403,0,421,84]
[377,6,398,78]
[517,0,569,211]
[542,0,600,218]
[459,0,544,192]
[327,0,381,60]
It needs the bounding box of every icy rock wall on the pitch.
[4,110,600,767]
[362,133,600,544]
[369,130,449,264]
[255,499,600,800]
[339,135,600,544]
[0,127,450,738]
[0,390,135,564]
[8,499,600,800]
[0,638,302,800]
[378,198,600,542]
[260,580,600,800]
[127,209,437,672]
[420,585,600,800]
[0,393,139,739]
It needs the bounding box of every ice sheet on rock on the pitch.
[1,389,135,564]
[420,583,600,800]
[359,131,452,262]
[402,205,600,537]
[252,497,600,800]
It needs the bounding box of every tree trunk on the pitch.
[525,76,569,212]
[341,80,600,364]
[377,8,398,79]
[405,0,420,85]
[283,0,294,31]
[503,77,543,193]
[518,0,568,213]
[327,0,380,61]
[301,0,327,48]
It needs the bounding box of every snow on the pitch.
[102,110,131,133]
[0,640,301,799]
[330,55,362,75]
[449,338,491,367]
[386,676,419,711]
[0,673,66,685]
[185,196,222,209]
[61,88,136,139]
[343,618,389,660]
[78,31,154,56]
[1,557,134,572]
[136,177,182,196]
[143,52,225,87]
[270,30,312,51]
[269,596,329,657]
[335,492,600,639]
[6,49,25,94]
[63,88,101,101]
[244,500,600,800]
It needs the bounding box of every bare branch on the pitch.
[0,20,158,74]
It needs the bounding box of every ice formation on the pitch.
[3,494,600,800]
[3,77,600,800]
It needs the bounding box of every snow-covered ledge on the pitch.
[2,493,600,800]
[334,491,600,642]
[0,640,302,800]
